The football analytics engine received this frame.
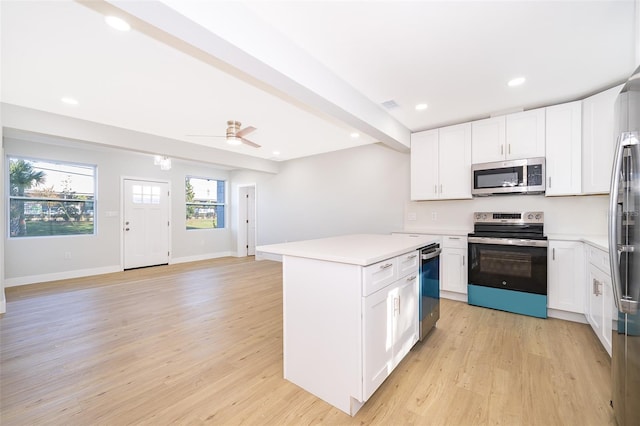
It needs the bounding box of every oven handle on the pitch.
[468,236,548,248]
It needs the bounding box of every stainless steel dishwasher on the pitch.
[420,243,441,340]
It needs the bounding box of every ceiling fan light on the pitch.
[226,136,242,146]
[159,157,171,170]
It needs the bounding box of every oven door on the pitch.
[468,237,548,294]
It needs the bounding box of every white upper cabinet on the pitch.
[505,108,546,160]
[582,84,623,194]
[438,123,472,199]
[471,108,545,164]
[471,116,506,164]
[410,129,439,200]
[545,101,582,196]
[410,123,471,201]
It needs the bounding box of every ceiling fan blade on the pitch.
[240,137,261,148]
[236,126,256,138]
[185,134,226,138]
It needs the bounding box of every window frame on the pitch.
[185,175,227,231]
[7,155,97,239]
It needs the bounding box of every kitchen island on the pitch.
[257,233,438,416]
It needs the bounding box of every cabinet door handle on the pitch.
[549,176,552,188]
[462,256,465,267]
[508,144,511,155]
[380,263,393,270]
[440,184,443,194]
[435,184,438,194]
[448,237,460,240]
[408,254,417,259]
[501,145,504,155]
[407,275,417,282]
[394,297,400,316]
[552,248,555,261]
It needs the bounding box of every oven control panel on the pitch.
[473,211,543,224]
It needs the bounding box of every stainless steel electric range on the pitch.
[467,211,548,318]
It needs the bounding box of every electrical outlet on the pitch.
[407,212,417,221]
[64,252,72,259]
[431,212,437,221]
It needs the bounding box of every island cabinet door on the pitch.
[363,287,394,401]
[392,274,419,367]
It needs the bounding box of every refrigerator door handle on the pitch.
[609,131,640,314]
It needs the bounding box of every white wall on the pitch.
[0,1,5,312]
[404,194,608,237]
[231,143,410,249]
[636,0,640,67]
[4,136,233,286]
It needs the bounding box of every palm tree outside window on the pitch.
[8,157,96,237]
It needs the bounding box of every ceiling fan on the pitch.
[187,120,261,148]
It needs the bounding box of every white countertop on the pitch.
[547,234,609,252]
[256,233,439,266]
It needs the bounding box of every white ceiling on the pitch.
[1,0,636,165]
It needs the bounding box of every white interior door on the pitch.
[123,179,170,269]
[238,185,256,256]
[246,186,256,256]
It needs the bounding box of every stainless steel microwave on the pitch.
[471,157,545,196]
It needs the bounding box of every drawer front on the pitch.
[398,250,420,278]
[588,246,610,275]
[363,258,398,296]
[443,235,467,249]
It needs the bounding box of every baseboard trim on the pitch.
[255,252,282,262]
[440,290,468,303]
[5,265,122,288]
[171,251,234,264]
[547,308,588,324]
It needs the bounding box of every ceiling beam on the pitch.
[97,0,411,152]
[2,104,279,174]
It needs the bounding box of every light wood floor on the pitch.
[1,257,615,425]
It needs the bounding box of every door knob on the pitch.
[125,228,130,231]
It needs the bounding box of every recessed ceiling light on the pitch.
[508,77,526,87]
[61,97,78,105]
[350,132,360,138]
[105,16,131,32]
[415,103,428,111]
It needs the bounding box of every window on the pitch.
[131,184,161,204]
[185,176,225,229]
[9,157,96,238]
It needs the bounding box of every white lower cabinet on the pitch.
[363,271,418,401]
[440,236,468,298]
[547,240,585,314]
[586,245,614,356]
[282,248,421,416]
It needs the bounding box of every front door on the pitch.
[123,179,170,269]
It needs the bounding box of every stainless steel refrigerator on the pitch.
[609,65,640,426]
